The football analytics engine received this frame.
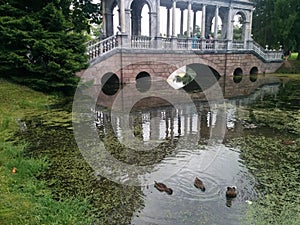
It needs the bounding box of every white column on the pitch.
[125,9,131,35]
[214,5,219,39]
[102,1,106,37]
[249,9,253,39]
[106,12,114,36]
[187,1,192,37]
[227,7,233,40]
[149,11,158,37]
[156,0,161,37]
[201,5,206,38]
[172,0,176,37]
[119,0,126,33]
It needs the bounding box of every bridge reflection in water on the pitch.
[95,75,280,142]
[93,75,280,225]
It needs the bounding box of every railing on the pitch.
[217,40,227,50]
[162,38,172,49]
[232,41,244,50]
[252,41,283,61]
[87,35,118,61]
[177,38,188,49]
[131,36,152,48]
[87,35,283,62]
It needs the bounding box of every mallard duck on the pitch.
[154,181,173,195]
[194,177,205,192]
[226,186,237,198]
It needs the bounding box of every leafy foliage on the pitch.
[0,0,101,95]
[253,0,300,58]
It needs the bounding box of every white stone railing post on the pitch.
[201,39,206,50]
[171,37,177,50]
[187,38,193,50]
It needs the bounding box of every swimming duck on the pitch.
[154,181,173,195]
[226,186,237,198]
[194,177,205,192]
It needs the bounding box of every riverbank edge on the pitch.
[0,79,94,224]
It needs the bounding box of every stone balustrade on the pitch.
[87,35,283,63]
[87,35,118,61]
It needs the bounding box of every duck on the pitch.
[154,181,173,195]
[194,177,205,192]
[226,186,237,198]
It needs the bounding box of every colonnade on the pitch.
[102,0,254,43]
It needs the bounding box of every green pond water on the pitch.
[18,75,299,225]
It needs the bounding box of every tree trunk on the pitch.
[297,49,300,60]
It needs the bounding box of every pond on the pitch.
[21,74,300,224]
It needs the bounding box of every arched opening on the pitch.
[136,71,151,92]
[112,5,120,35]
[233,12,246,41]
[141,4,150,36]
[233,68,243,83]
[250,67,258,82]
[250,67,258,75]
[104,0,118,37]
[131,0,151,36]
[101,72,120,95]
[211,16,223,39]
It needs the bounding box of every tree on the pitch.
[252,0,276,47]
[233,25,242,40]
[0,0,101,95]
[252,0,300,59]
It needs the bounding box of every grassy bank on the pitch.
[276,59,300,74]
[0,79,94,224]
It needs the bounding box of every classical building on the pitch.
[102,0,254,44]
[84,0,282,82]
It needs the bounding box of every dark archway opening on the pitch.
[250,67,258,82]
[182,64,221,93]
[233,68,243,83]
[136,71,151,92]
[102,72,120,95]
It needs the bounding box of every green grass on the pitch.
[276,60,300,74]
[289,52,299,60]
[0,78,54,140]
[0,79,95,224]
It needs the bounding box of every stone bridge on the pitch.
[82,0,283,86]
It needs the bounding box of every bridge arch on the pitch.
[174,56,224,77]
[101,72,120,95]
[136,71,151,92]
[250,66,258,75]
[233,68,243,83]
